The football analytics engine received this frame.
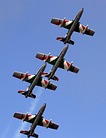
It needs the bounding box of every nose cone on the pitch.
[41,103,46,112]
[81,8,84,12]
[42,63,47,69]
[43,103,46,107]
[62,45,69,54]
[78,8,84,17]
[40,63,47,72]
[79,8,84,15]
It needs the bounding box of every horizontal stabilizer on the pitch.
[20,130,38,138]
[18,90,36,99]
[57,36,74,45]
[42,72,59,81]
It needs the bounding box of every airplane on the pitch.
[13,64,57,99]
[36,45,80,81]
[13,103,59,138]
[51,8,95,45]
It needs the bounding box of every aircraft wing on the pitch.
[48,121,59,129]
[13,71,35,83]
[13,113,59,130]
[13,71,57,90]
[75,23,95,36]
[36,52,79,73]
[36,52,58,65]
[51,18,95,36]
[13,112,36,123]
[51,18,71,28]
[39,78,57,90]
[38,118,59,130]
[82,27,95,36]
[62,60,80,73]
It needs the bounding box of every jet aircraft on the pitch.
[36,45,79,81]
[13,103,59,138]
[13,64,57,99]
[51,8,95,45]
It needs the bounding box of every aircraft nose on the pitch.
[44,103,46,106]
[43,103,46,108]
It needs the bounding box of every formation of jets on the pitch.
[13,8,95,138]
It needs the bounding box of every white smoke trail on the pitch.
[14,88,43,138]
[29,88,43,113]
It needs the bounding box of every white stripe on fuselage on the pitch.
[65,20,73,27]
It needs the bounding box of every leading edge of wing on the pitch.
[51,18,70,28]
[13,112,35,123]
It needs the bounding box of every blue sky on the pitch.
[0,0,106,138]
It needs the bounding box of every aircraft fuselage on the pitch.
[48,45,68,80]
[64,8,84,44]
[26,64,46,97]
[29,103,46,137]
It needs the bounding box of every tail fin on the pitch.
[42,72,59,81]
[18,90,36,99]
[20,130,38,138]
[57,36,74,45]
